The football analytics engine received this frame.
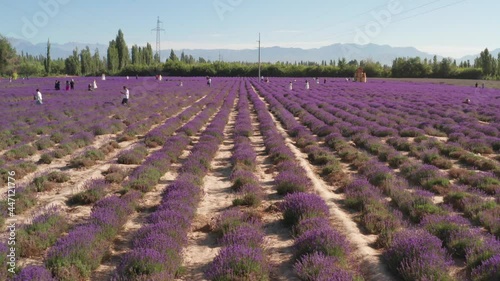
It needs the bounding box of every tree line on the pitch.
[0,30,498,80]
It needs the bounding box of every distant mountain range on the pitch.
[7,37,499,66]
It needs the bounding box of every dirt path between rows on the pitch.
[92,168,178,280]
[248,110,298,281]
[251,86,395,281]
[177,103,237,281]
[93,97,224,280]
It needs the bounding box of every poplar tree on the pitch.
[115,29,130,70]
[44,39,51,75]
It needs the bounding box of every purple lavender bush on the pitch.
[0,243,9,280]
[17,207,69,257]
[219,224,264,249]
[294,252,357,281]
[383,229,452,281]
[213,209,261,238]
[115,248,175,280]
[294,227,351,264]
[280,192,330,226]
[471,254,500,281]
[12,265,56,281]
[465,232,500,269]
[233,183,264,207]
[205,245,269,281]
[230,169,259,191]
[275,171,312,195]
[292,217,331,237]
[419,214,470,246]
[69,178,109,205]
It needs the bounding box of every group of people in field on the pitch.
[54,79,75,91]
[36,83,128,106]
[288,77,330,91]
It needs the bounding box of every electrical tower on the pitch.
[151,16,165,63]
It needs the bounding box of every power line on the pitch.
[391,0,467,24]
[319,0,466,43]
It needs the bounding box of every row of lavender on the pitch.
[246,81,364,280]
[112,82,238,280]
[2,81,234,280]
[252,79,499,280]
[206,85,268,279]
[276,82,500,238]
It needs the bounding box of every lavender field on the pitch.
[0,76,499,281]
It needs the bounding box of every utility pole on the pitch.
[258,33,261,81]
[151,16,165,63]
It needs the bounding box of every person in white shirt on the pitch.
[120,86,129,105]
[35,89,43,105]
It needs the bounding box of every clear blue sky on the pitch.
[1,0,498,58]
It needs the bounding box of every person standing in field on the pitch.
[34,89,43,105]
[305,80,310,90]
[120,86,129,106]
[65,80,70,91]
[93,79,98,89]
[70,79,75,90]
[289,81,293,90]
[208,78,212,87]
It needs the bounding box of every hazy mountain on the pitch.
[7,37,107,59]
[6,37,493,66]
[164,44,439,65]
